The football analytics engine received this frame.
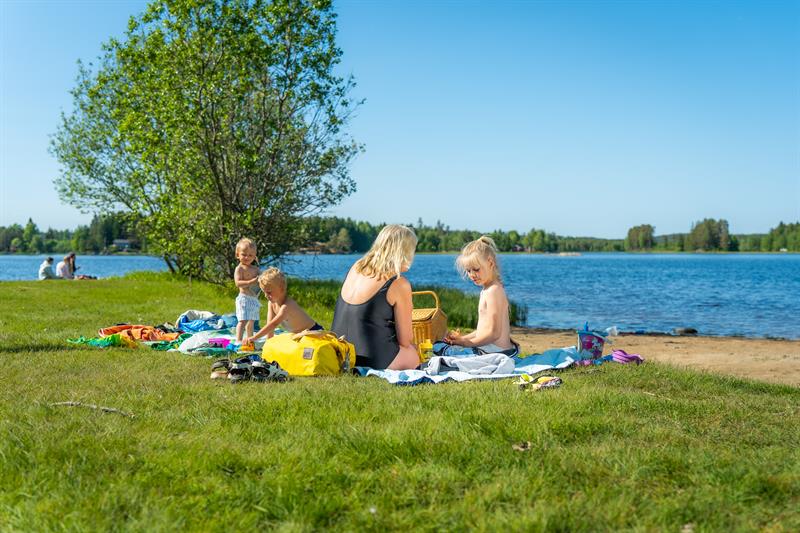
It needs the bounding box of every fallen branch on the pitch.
[50,401,134,418]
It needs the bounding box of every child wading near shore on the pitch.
[243,267,323,345]
[440,236,519,356]
[234,238,261,342]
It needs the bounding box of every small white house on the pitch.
[113,239,132,251]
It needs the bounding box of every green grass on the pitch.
[1,274,798,531]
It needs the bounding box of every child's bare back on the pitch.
[243,267,322,345]
[269,297,316,334]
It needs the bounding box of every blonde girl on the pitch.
[443,236,519,356]
[331,224,420,370]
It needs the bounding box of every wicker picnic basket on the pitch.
[411,291,448,344]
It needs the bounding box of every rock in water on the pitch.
[673,327,698,336]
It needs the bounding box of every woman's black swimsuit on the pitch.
[331,276,398,369]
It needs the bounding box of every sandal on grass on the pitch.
[251,360,289,383]
[211,358,231,371]
[228,356,253,384]
[210,358,230,380]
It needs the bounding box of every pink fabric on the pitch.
[611,349,644,364]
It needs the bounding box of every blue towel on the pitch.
[356,346,579,386]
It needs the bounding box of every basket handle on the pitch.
[411,290,440,310]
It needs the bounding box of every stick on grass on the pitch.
[50,401,134,418]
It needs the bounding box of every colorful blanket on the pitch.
[98,324,181,342]
[355,347,580,385]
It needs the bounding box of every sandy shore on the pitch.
[512,327,800,387]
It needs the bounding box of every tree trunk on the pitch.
[163,255,176,274]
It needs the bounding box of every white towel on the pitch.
[426,353,515,375]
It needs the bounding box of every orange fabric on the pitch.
[98,325,180,342]
[98,325,135,336]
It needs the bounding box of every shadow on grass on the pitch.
[0,343,82,354]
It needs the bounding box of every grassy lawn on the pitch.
[1,274,798,531]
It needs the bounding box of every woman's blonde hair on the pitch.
[354,224,417,279]
[258,267,287,291]
[456,236,501,282]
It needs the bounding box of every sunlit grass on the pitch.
[0,274,797,531]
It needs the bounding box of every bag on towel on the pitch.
[262,330,356,377]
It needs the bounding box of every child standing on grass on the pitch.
[442,236,519,356]
[234,238,261,342]
[243,267,322,344]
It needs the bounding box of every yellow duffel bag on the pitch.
[262,330,356,377]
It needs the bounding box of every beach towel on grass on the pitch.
[68,333,138,349]
[98,324,181,342]
[176,329,267,354]
[177,329,233,353]
[147,333,193,351]
[176,310,240,333]
[427,353,515,375]
[356,347,579,385]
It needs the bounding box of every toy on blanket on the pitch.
[517,374,562,391]
[577,322,610,360]
[239,341,256,352]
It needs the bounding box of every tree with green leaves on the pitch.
[52,0,360,282]
[22,219,39,252]
[624,224,655,251]
[686,219,732,251]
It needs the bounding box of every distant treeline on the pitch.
[0,214,143,255]
[627,220,800,252]
[302,217,800,253]
[2,214,798,254]
[301,217,627,253]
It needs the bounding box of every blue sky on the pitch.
[1,0,798,238]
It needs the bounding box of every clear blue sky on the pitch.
[1,0,798,238]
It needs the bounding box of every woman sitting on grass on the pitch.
[331,224,420,370]
[56,252,96,280]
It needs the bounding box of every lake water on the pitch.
[0,255,168,281]
[2,253,798,339]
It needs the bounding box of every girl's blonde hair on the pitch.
[456,236,502,282]
[258,267,286,291]
[354,224,417,279]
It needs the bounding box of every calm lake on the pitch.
[2,253,798,339]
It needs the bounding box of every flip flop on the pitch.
[611,349,644,364]
[517,374,563,391]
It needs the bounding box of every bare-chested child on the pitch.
[243,267,323,344]
[441,236,519,356]
[234,238,261,342]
